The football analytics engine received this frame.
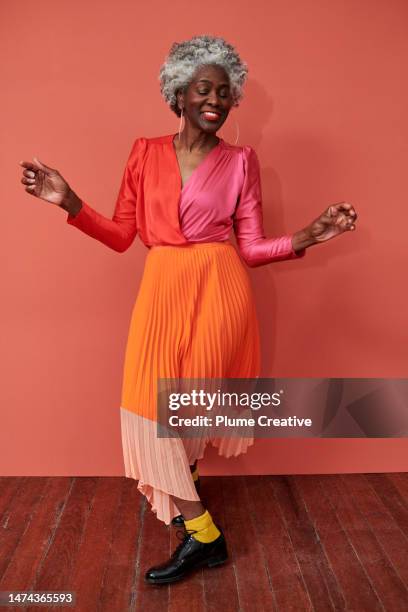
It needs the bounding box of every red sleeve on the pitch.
[233,146,306,268]
[66,137,146,252]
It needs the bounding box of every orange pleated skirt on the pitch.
[120,241,261,524]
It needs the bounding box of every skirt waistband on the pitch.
[149,240,233,251]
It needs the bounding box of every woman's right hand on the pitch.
[19,157,71,207]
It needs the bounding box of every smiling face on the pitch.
[176,64,233,134]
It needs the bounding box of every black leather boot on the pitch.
[145,527,228,584]
[172,462,201,526]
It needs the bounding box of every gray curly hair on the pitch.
[159,34,248,117]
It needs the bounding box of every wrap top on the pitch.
[66,133,306,267]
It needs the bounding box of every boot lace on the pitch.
[172,528,198,557]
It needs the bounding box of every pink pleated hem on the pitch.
[120,406,254,525]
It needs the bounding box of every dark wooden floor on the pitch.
[1,474,408,611]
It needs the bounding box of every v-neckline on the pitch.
[170,133,223,192]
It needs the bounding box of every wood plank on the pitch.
[387,472,408,505]
[220,476,275,611]
[365,474,408,534]
[272,475,344,611]
[340,474,408,585]
[320,474,408,610]
[295,475,381,610]
[25,476,98,611]
[98,477,144,612]
[132,496,170,611]
[247,475,311,611]
[0,477,49,583]
[68,477,125,611]
[0,477,23,520]
[0,478,72,591]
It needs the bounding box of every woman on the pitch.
[19,34,357,585]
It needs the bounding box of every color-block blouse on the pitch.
[66,134,306,267]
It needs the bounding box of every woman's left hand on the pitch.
[308,202,358,243]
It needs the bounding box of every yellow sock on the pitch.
[191,466,199,482]
[184,509,221,543]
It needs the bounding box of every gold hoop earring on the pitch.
[233,117,240,146]
[220,114,240,145]
[178,107,184,141]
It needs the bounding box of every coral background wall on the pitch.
[1,0,407,475]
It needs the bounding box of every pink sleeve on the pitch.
[233,146,306,268]
[66,137,146,253]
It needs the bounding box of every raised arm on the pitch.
[64,137,147,253]
[233,146,306,268]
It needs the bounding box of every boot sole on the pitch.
[145,553,228,585]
